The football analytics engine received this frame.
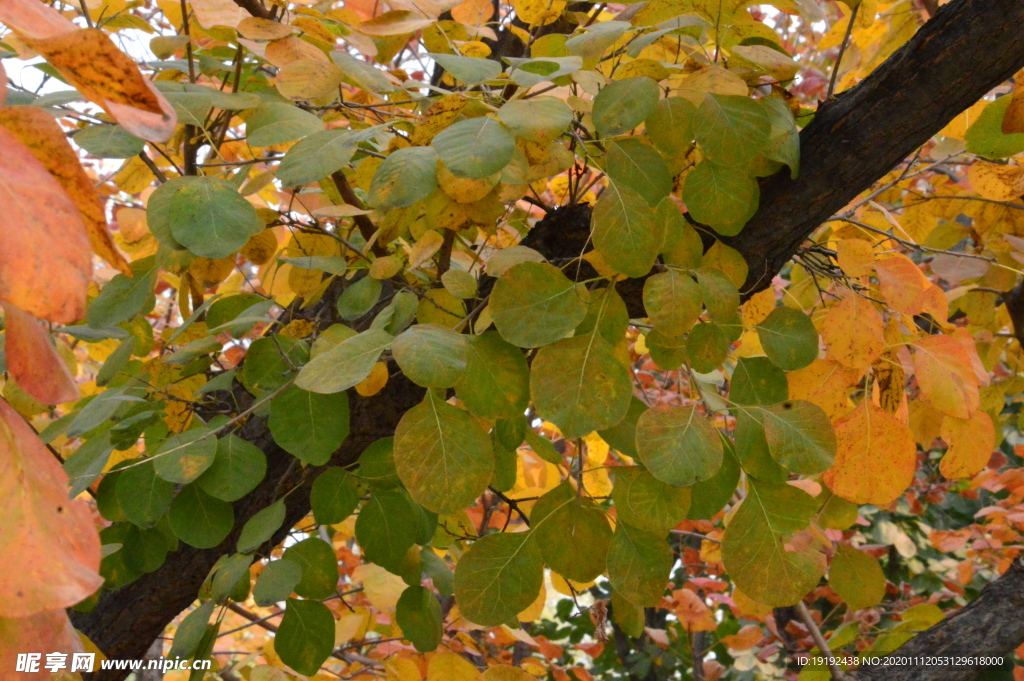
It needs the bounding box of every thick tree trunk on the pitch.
[71,0,1024,678]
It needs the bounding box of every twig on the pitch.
[138,152,168,184]
[827,2,858,99]
[795,601,845,680]
[329,171,386,256]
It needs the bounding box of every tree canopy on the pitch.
[3,0,1024,679]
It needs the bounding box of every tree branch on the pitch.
[70,0,1024,678]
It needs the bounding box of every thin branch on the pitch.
[795,601,845,681]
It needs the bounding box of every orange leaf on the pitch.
[1002,80,1024,135]
[787,358,859,421]
[2,303,79,405]
[22,28,176,142]
[873,254,925,315]
[0,609,84,679]
[720,623,762,651]
[913,335,981,419]
[939,410,995,479]
[820,293,885,371]
[668,589,717,632]
[0,126,91,323]
[0,0,77,40]
[823,400,917,505]
[0,397,102,617]
[0,106,130,275]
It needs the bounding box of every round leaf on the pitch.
[490,262,590,348]
[168,484,234,549]
[635,405,723,486]
[592,77,659,137]
[168,177,262,258]
[453,531,543,626]
[276,598,335,676]
[391,324,469,388]
[269,385,350,465]
[756,306,819,370]
[432,117,515,178]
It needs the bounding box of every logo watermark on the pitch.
[15,653,212,674]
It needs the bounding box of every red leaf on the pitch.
[2,303,79,405]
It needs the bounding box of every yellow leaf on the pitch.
[740,288,775,326]
[834,238,874,277]
[355,361,389,396]
[336,607,374,645]
[967,160,1024,201]
[912,335,982,419]
[511,0,565,26]
[940,99,988,140]
[386,658,422,681]
[820,293,885,371]
[516,577,546,622]
[427,652,480,681]
[823,400,917,505]
[939,410,995,479]
[276,57,344,100]
[352,563,405,612]
[481,665,535,681]
[787,359,857,421]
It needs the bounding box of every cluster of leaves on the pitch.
[4,0,1024,678]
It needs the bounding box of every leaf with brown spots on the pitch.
[2,303,79,405]
[0,126,91,323]
[22,28,176,142]
[0,106,130,275]
[0,397,102,617]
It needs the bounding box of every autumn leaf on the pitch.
[913,335,982,419]
[0,397,102,617]
[939,410,995,479]
[1,303,79,405]
[823,400,917,505]
[0,106,130,275]
[0,126,91,323]
[22,28,177,142]
[820,293,885,371]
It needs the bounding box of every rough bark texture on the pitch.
[852,559,1024,681]
[70,0,1024,677]
[722,0,1024,297]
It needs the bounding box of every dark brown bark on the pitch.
[851,559,1024,681]
[71,0,1024,678]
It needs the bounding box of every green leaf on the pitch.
[453,531,544,626]
[169,485,234,549]
[169,600,214,659]
[331,50,398,92]
[295,328,392,393]
[490,262,590,348]
[734,409,788,482]
[682,160,759,236]
[576,285,629,344]
[611,589,644,638]
[599,396,646,458]
[355,488,419,572]
[645,97,696,157]
[606,139,672,206]
[276,599,335,676]
[282,538,338,600]
[646,329,688,370]
[694,94,771,168]
[530,334,633,438]
[394,391,493,514]
[497,96,573,140]
[643,269,702,336]
[310,467,359,525]
[731,356,787,406]
[196,434,267,502]
[686,321,730,373]
[694,267,740,323]
[241,336,308,393]
[721,479,826,607]
[354,437,401,488]
[565,20,629,59]
[117,459,175,527]
[368,146,439,209]
[253,559,303,607]
[687,443,740,519]
[392,324,469,388]
[277,129,358,187]
[762,95,800,178]
[606,523,672,606]
[168,177,263,259]
[757,306,819,370]
[246,102,323,147]
[396,585,443,652]
[532,482,612,582]
[269,385,350,465]
[432,116,515,178]
[591,182,663,278]
[87,259,158,329]
[210,553,253,602]
[635,405,723,486]
[505,56,582,87]
[455,330,530,420]
[592,77,659,137]
[830,545,886,611]
[441,269,478,299]
[429,53,502,85]
[965,95,1024,159]
[153,429,217,484]
[237,500,286,553]
[96,336,138,386]
[612,466,691,534]
[336,276,382,320]
[74,124,144,158]
[758,400,836,474]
